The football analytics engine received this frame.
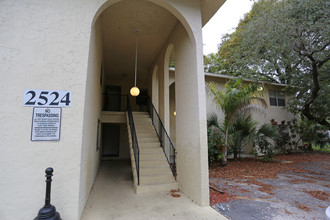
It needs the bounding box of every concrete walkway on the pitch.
[81,160,227,220]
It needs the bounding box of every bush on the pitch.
[270,118,330,153]
[228,114,257,160]
[207,127,225,163]
[256,123,279,161]
[271,119,297,153]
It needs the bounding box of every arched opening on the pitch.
[169,81,176,144]
[163,43,174,132]
[151,65,159,111]
[81,0,209,217]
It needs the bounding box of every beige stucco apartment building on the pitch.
[0,0,227,219]
[205,73,296,153]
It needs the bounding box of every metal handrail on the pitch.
[126,96,140,185]
[147,97,176,177]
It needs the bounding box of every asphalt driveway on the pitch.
[210,154,330,220]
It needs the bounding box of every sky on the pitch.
[202,0,254,55]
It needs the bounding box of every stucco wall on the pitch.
[205,76,227,124]
[78,16,103,217]
[0,0,98,219]
[253,84,295,125]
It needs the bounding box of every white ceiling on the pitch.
[101,0,178,83]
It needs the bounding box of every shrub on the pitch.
[207,127,225,163]
[255,123,279,161]
[271,119,297,153]
[228,114,257,160]
[298,118,330,151]
[270,118,330,153]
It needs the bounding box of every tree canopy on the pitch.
[206,0,330,128]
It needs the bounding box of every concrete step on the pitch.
[140,154,168,162]
[137,133,158,139]
[139,159,169,168]
[133,117,150,121]
[135,128,157,135]
[133,116,151,120]
[137,137,159,143]
[140,153,165,161]
[139,142,161,149]
[136,130,155,133]
[136,126,155,131]
[128,131,157,139]
[134,119,153,126]
[139,173,175,185]
[132,112,149,115]
[135,124,152,128]
[139,166,172,176]
[139,149,163,156]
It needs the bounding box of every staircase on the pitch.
[127,111,177,193]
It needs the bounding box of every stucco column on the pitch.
[174,25,209,206]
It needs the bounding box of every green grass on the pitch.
[312,144,330,152]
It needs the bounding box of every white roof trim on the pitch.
[204,72,288,87]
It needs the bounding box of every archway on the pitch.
[151,65,159,111]
[163,43,174,132]
[81,1,209,217]
[169,82,176,144]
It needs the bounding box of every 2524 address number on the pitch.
[24,90,72,107]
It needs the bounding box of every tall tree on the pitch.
[215,0,330,128]
[207,79,266,165]
[204,53,221,73]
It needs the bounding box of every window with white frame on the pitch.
[269,90,285,106]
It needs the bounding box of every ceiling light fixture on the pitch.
[130,30,140,97]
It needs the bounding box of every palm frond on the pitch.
[257,123,280,141]
[237,104,267,118]
[207,112,221,128]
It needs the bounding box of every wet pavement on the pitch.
[211,161,330,220]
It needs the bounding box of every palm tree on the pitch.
[228,114,257,159]
[255,122,280,159]
[207,78,267,165]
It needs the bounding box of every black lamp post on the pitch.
[34,167,61,220]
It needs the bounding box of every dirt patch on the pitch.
[210,187,236,205]
[295,201,311,212]
[245,179,275,195]
[303,190,330,201]
[288,178,316,184]
[285,209,293,215]
[170,189,181,198]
